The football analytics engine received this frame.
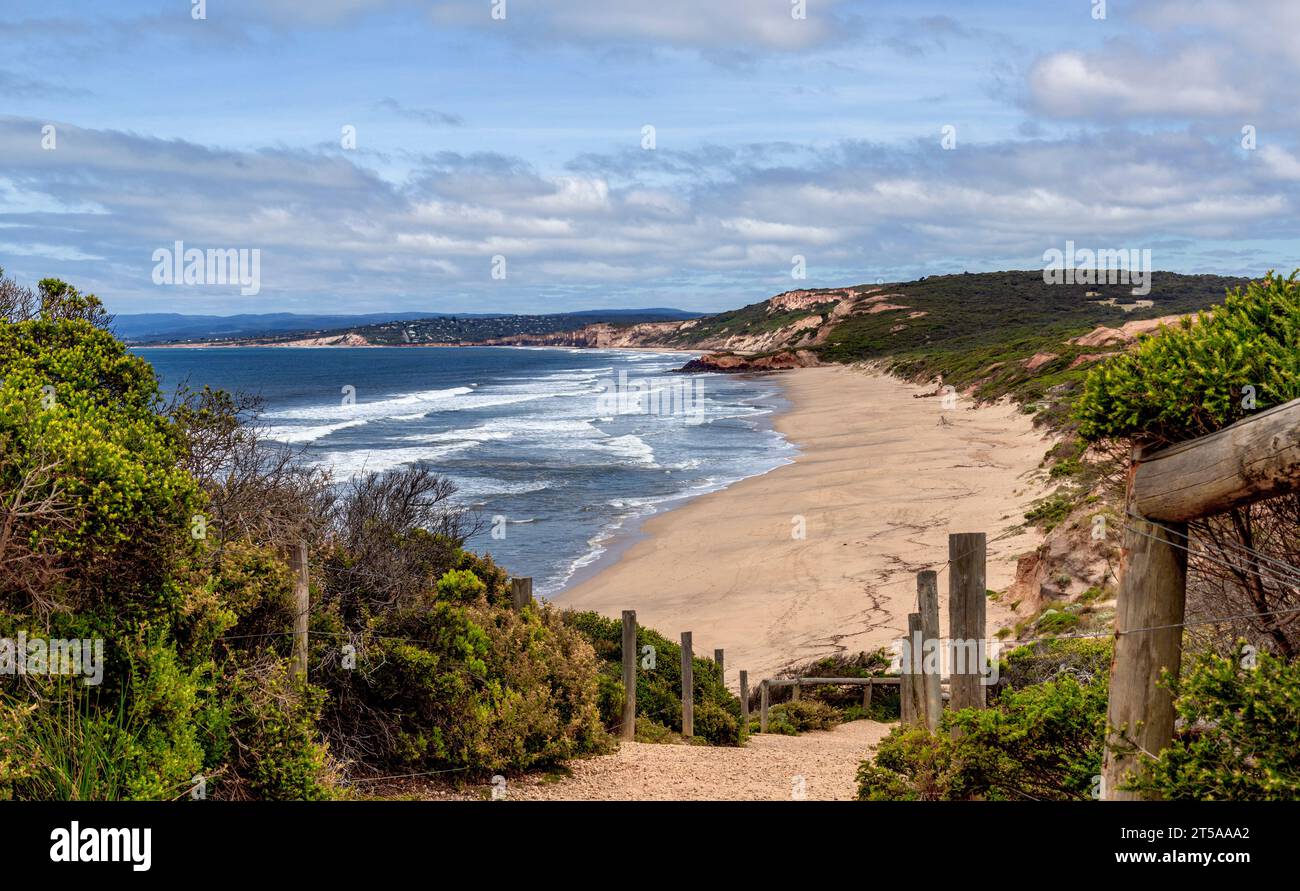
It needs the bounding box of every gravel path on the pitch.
[493,720,890,801]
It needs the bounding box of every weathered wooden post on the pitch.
[510,577,533,610]
[902,613,926,725]
[289,540,309,682]
[680,631,694,737]
[714,648,725,687]
[1104,445,1187,800]
[1101,400,1300,798]
[759,680,770,733]
[863,678,873,710]
[791,680,801,701]
[948,532,987,712]
[917,570,942,731]
[621,610,637,742]
[739,670,749,732]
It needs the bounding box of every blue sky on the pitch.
[1,0,1297,314]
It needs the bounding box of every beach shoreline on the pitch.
[556,364,1055,684]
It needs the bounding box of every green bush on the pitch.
[857,671,1108,800]
[692,700,741,746]
[318,566,606,775]
[767,699,839,733]
[1131,648,1300,800]
[1075,270,1300,446]
[1024,492,1075,532]
[999,638,1112,691]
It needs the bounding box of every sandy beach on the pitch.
[558,364,1054,683]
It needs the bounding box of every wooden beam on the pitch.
[763,676,905,687]
[1134,396,1300,522]
[621,610,637,742]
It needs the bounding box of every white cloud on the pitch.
[1029,48,1254,118]
[1260,145,1300,182]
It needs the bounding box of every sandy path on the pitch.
[496,721,890,801]
[558,365,1052,682]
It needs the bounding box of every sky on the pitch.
[0,0,1297,315]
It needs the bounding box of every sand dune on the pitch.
[558,365,1053,684]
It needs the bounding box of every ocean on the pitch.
[136,346,796,595]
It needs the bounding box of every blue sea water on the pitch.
[137,346,795,596]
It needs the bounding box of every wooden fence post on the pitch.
[863,678,873,710]
[1103,486,1188,798]
[289,541,309,682]
[948,532,987,712]
[621,610,637,742]
[714,648,725,687]
[680,631,694,737]
[760,680,770,733]
[901,613,926,725]
[739,670,749,732]
[510,577,533,611]
[792,680,801,701]
[917,570,942,731]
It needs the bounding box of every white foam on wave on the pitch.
[266,386,474,423]
[447,477,551,499]
[598,433,656,465]
[262,418,369,443]
[310,441,480,477]
[393,428,516,444]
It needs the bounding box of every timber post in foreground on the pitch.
[948,532,987,713]
[510,577,534,611]
[621,610,637,741]
[1104,398,1300,799]
[739,670,749,731]
[680,631,694,737]
[714,648,725,687]
[916,570,943,731]
[289,540,309,682]
[759,680,769,733]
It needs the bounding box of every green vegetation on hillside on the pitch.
[1076,271,1300,446]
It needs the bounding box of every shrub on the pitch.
[1075,270,1300,446]
[999,638,1112,691]
[318,567,606,775]
[1024,492,1074,532]
[857,671,1108,801]
[218,664,333,801]
[769,699,839,733]
[692,700,741,746]
[1131,648,1300,800]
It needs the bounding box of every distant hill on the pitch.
[116,308,702,344]
[456,271,1253,356]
